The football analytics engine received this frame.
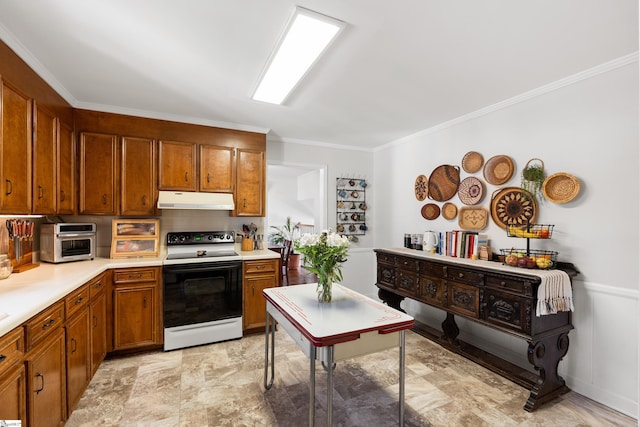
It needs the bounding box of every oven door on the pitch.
[163,260,242,329]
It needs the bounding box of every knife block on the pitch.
[9,238,39,272]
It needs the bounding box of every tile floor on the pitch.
[66,330,636,427]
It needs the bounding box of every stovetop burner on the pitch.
[164,231,240,262]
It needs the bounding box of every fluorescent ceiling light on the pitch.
[252,7,345,105]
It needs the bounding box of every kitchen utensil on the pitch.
[442,202,457,220]
[490,187,537,229]
[483,155,514,185]
[458,207,489,230]
[542,172,580,203]
[421,203,440,220]
[461,151,484,173]
[423,231,439,251]
[458,176,484,205]
[427,165,460,201]
[414,175,428,201]
[249,223,258,238]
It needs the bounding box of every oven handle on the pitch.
[56,233,95,238]
[163,262,242,274]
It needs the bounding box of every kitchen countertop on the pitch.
[0,244,280,337]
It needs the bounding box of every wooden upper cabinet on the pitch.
[121,137,157,216]
[158,140,196,191]
[32,102,57,215]
[0,80,32,214]
[235,148,265,217]
[79,132,118,215]
[200,145,235,193]
[57,121,75,215]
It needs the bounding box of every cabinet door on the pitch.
[89,291,107,376]
[33,102,58,214]
[235,148,265,216]
[0,80,32,213]
[158,140,196,191]
[121,137,157,215]
[65,309,90,413]
[0,364,26,424]
[79,132,118,214]
[27,328,66,427]
[57,121,75,215]
[113,285,158,350]
[200,145,234,193]
[243,259,279,331]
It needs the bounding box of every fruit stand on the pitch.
[502,223,556,269]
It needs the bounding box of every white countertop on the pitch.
[0,244,280,337]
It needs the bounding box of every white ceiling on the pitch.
[0,1,636,150]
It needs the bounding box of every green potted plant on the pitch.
[269,217,301,268]
[521,158,545,203]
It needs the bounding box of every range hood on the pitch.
[157,191,235,210]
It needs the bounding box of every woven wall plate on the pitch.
[415,175,428,201]
[542,173,580,203]
[458,207,488,230]
[490,187,537,230]
[421,203,440,220]
[442,202,458,220]
[458,176,484,205]
[427,165,460,201]
[461,151,484,173]
[483,155,514,185]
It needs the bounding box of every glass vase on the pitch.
[316,275,332,303]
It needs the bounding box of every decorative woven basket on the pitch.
[442,202,457,220]
[542,173,580,203]
[461,151,483,173]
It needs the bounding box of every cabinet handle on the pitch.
[75,296,84,305]
[252,285,254,296]
[71,337,77,354]
[0,354,6,364]
[93,315,98,328]
[256,265,265,270]
[5,179,12,196]
[38,185,44,199]
[184,171,189,182]
[102,194,107,205]
[143,296,147,308]
[41,319,55,330]
[243,198,247,208]
[35,372,45,394]
[60,189,66,202]
[207,173,211,183]
[458,273,464,278]
[142,195,147,206]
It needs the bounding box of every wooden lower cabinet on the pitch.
[112,267,162,351]
[65,307,90,414]
[242,259,280,332]
[0,327,26,423]
[27,328,66,427]
[90,290,107,376]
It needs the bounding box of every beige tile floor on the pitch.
[66,330,637,427]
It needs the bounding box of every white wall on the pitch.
[373,59,639,417]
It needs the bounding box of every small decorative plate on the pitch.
[483,155,514,185]
[442,202,457,220]
[458,176,484,205]
[415,175,428,201]
[458,207,489,230]
[461,151,484,173]
[421,203,440,220]
[490,187,537,230]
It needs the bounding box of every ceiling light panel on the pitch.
[252,7,345,105]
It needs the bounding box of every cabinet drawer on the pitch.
[376,252,396,265]
[485,275,533,297]
[88,273,107,299]
[419,260,445,278]
[417,274,446,307]
[396,269,417,295]
[244,259,277,275]
[447,281,480,319]
[397,256,418,271]
[114,268,158,284]
[377,263,396,288]
[65,283,90,318]
[0,327,24,375]
[446,266,484,285]
[485,289,531,334]
[25,301,64,350]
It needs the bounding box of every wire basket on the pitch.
[499,248,558,270]
[506,224,554,239]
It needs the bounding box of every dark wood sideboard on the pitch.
[374,248,578,412]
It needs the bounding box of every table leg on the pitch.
[399,330,405,426]
[309,344,316,426]
[264,311,275,390]
[326,346,334,426]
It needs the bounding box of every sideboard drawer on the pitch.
[447,281,480,318]
[418,260,446,278]
[377,263,396,288]
[446,266,484,285]
[397,256,419,271]
[485,288,531,334]
[396,269,417,296]
[376,252,396,265]
[417,274,446,307]
[485,275,533,297]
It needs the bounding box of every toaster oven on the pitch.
[40,223,96,263]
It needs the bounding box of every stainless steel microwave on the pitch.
[40,223,96,263]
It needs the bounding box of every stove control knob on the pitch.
[168,235,179,244]
[207,235,213,240]
[179,235,186,242]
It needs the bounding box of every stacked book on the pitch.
[436,231,489,259]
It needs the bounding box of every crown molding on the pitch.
[268,135,374,152]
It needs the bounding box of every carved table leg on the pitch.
[525,331,571,411]
[441,313,460,346]
[378,288,406,313]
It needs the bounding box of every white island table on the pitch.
[263,283,414,426]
